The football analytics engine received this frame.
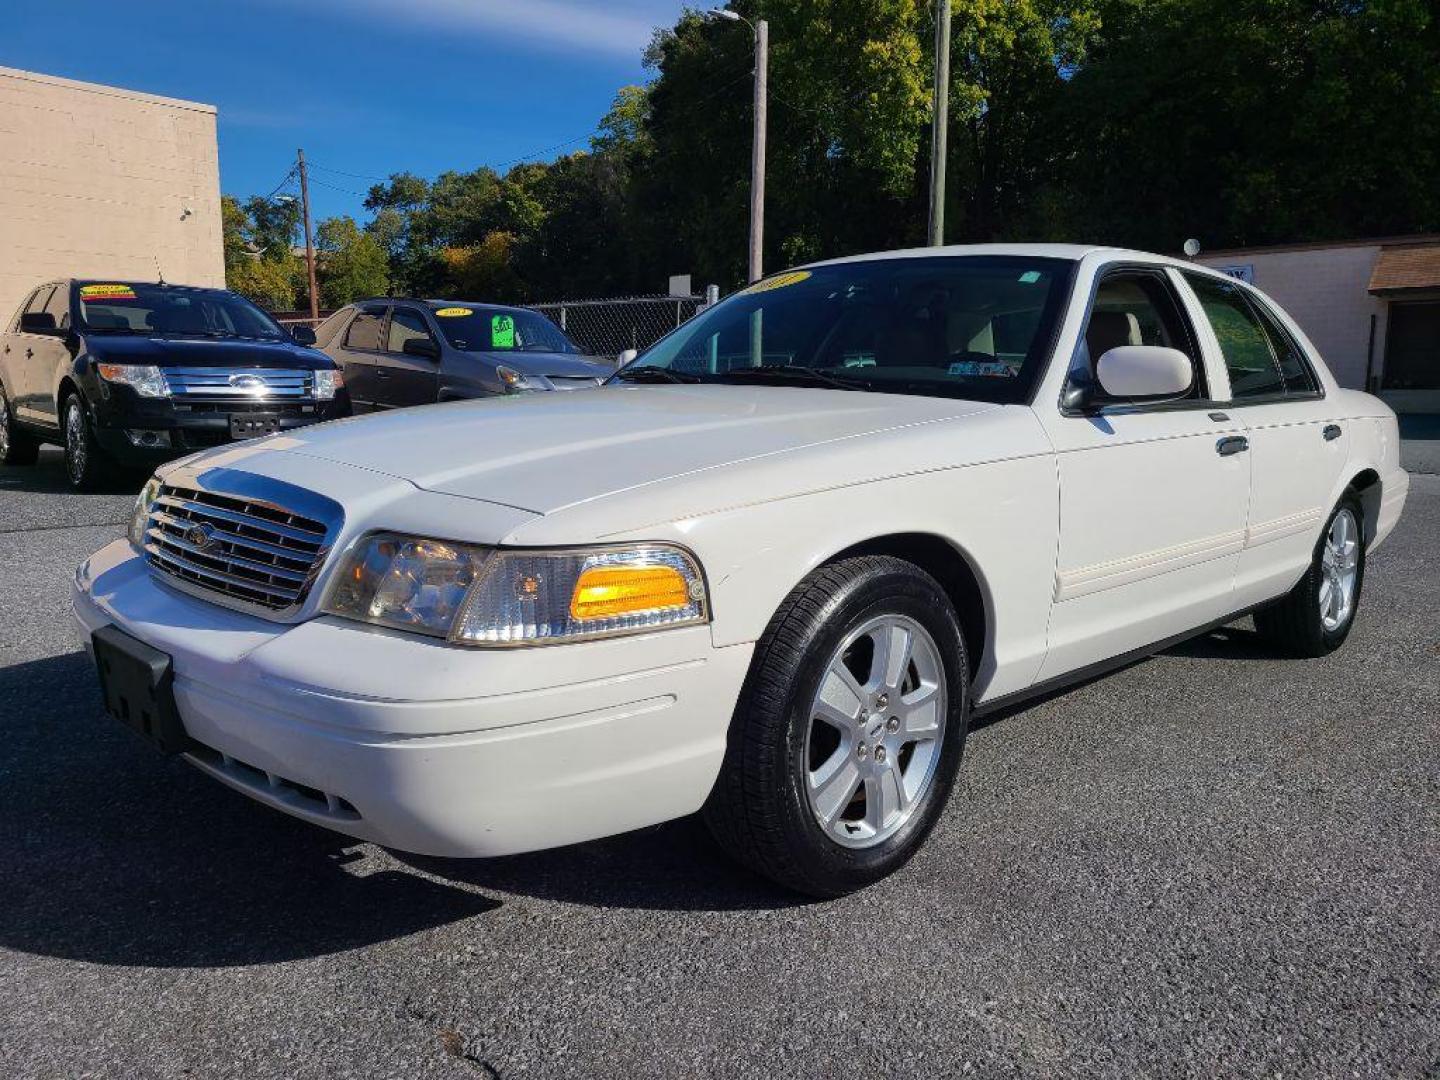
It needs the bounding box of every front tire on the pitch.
[1254,492,1366,657]
[703,556,970,897]
[0,380,40,466]
[62,395,109,490]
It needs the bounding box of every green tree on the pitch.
[315,216,390,307]
[227,254,304,310]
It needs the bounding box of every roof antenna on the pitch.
[154,255,168,286]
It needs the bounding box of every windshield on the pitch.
[431,306,578,354]
[74,282,288,340]
[618,256,1075,403]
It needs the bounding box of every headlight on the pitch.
[97,363,168,398]
[128,474,162,548]
[323,538,708,646]
[496,365,549,393]
[313,369,343,400]
[323,533,485,637]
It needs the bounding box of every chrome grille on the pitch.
[164,368,314,399]
[143,482,335,612]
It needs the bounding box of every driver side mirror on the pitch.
[1094,345,1192,402]
[402,337,441,359]
[20,311,58,335]
[616,348,638,368]
[289,324,317,346]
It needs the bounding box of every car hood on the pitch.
[464,350,612,379]
[83,333,334,369]
[272,385,999,515]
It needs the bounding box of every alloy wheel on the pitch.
[0,393,9,458]
[65,401,87,485]
[1319,507,1360,632]
[803,613,947,849]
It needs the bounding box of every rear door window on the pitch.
[344,305,386,351]
[1184,273,1286,399]
[1249,296,1319,395]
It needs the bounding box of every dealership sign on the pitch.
[1214,263,1255,283]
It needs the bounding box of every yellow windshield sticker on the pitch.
[743,270,811,294]
[80,284,137,301]
[491,313,516,349]
[434,306,472,317]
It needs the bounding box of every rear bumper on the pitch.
[72,540,751,857]
[1371,468,1410,553]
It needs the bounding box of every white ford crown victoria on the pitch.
[74,245,1409,896]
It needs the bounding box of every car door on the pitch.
[35,283,75,426]
[333,304,387,412]
[11,285,67,425]
[1,286,44,418]
[377,306,441,407]
[1035,264,1252,681]
[1178,271,1351,609]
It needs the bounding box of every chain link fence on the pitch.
[526,295,707,362]
[269,296,713,361]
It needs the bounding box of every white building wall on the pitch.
[0,66,223,325]
[1199,245,1384,390]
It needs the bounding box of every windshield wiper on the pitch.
[612,366,706,384]
[718,365,862,391]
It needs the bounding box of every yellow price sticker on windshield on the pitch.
[435,307,472,317]
[742,270,811,294]
[80,283,137,301]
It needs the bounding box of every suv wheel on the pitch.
[0,380,40,466]
[1254,492,1366,657]
[62,395,109,490]
[703,556,970,897]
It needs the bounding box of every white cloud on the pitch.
[343,0,673,57]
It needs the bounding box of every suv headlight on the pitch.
[128,474,162,548]
[322,536,708,645]
[313,369,343,400]
[97,363,168,398]
[496,365,550,393]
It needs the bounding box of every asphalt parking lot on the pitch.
[2,445,1437,1079]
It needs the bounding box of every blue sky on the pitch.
[4,0,691,223]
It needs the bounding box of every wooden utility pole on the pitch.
[297,148,319,321]
[748,19,769,283]
[927,0,951,246]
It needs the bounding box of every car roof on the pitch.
[802,242,1192,270]
[349,297,530,313]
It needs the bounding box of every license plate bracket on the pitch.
[92,625,189,754]
[230,412,279,440]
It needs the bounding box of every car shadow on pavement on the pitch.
[399,816,807,914]
[0,446,146,495]
[0,650,498,968]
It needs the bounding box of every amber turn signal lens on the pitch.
[570,565,690,620]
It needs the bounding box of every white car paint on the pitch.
[73,244,1409,859]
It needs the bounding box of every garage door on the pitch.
[1383,302,1440,390]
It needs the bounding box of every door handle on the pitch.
[1323,424,1342,441]
[25,348,34,358]
[376,369,390,378]
[1216,435,1249,457]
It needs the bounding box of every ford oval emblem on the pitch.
[229,373,266,392]
[187,523,217,550]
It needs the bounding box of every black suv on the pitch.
[316,298,611,411]
[0,280,349,488]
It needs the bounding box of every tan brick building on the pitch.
[0,66,223,325]
[1199,236,1440,414]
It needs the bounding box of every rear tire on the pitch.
[1253,492,1366,657]
[703,556,970,898]
[0,380,40,466]
[62,395,110,491]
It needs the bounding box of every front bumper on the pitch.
[91,389,351,463]
[73,539,752,857]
